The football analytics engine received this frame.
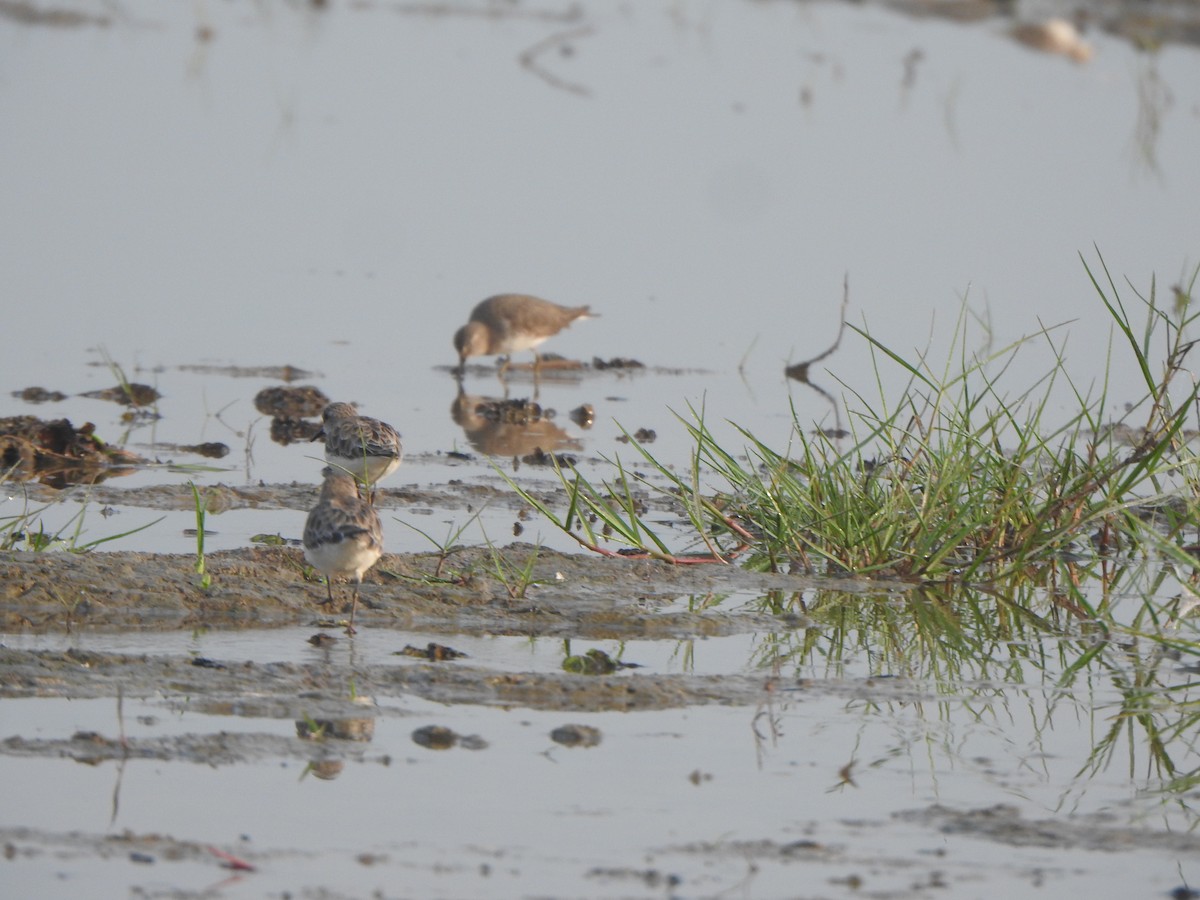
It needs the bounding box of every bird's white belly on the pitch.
[304,536,381,580]
[325,453,402,483]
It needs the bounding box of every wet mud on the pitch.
[0,543,855,641]
[0,543,895,761]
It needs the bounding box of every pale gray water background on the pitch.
[2,0,1198,549]
[2,1,1200,897]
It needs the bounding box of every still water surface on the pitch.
[2,1,1200,896]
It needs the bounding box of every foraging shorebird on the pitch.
[303,466,384,635]
[310,402,402,500]
[1011,17,1093,62]
[453,293,595,374]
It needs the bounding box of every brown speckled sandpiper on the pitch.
[303,466,384,635]
[453,293,595,374]
[310,402,403,500]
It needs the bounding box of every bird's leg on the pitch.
[321,579,335,608]
[532,351,543,398]
[346,583,360,635]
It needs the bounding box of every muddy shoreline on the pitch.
[0,544,892,634]
[0,544,903,714]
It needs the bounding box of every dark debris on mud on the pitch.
[0,636,923,724]
[893,805,1200,854]
[0,415,146,487]
[253,384,329,420]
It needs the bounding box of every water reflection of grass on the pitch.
[741,567,1200,809]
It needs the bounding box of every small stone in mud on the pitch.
[513,521,524,536]
[688,769,712,786]
[397,642,467,661]
[80,383,161,406]
[458,734,489,751]
[412,725,459,750]
[616,428,656,444]
[269,416,322,445]
[521,447,577,468]
[253,385,330,419]
[12,386,67,403]
[308,632,338,648]
[569,403,595,428]
[191,657,226,669]
[129,852,155,865]
[178,441,230,459]
[550,724,602,748]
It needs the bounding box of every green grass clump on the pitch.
[509,253,1200,587]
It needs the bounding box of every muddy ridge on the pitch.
[0,545,889,637]
[0,544,908,718]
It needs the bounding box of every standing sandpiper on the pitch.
[311,402,403,500]
[453,294,595,374]
[303,466,384,635]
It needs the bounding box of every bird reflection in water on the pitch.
[451,386,584,459]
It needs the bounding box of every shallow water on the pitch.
[3,623,1198,898]
[3,0,1200,554]
[3,0,1200,896]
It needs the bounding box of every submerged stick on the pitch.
[785,273,850,383]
